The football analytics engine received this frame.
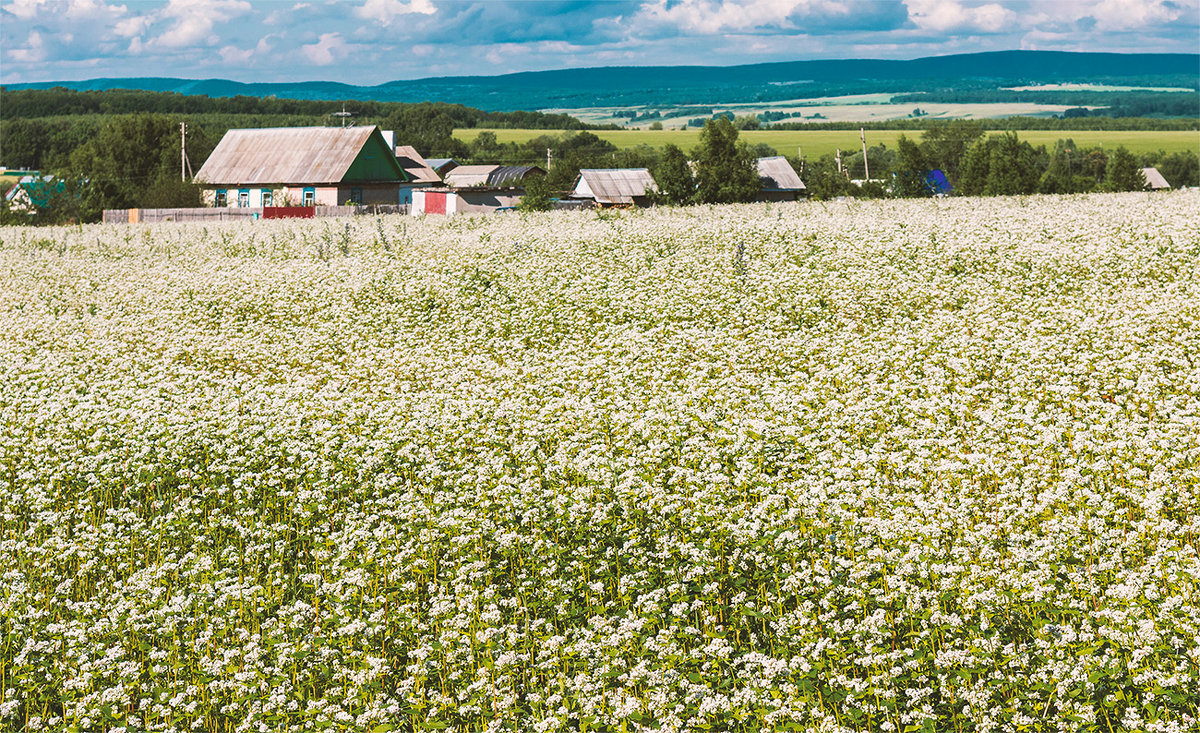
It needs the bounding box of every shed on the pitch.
[195,125,410,208]
[443,165,545,189]
[1141,167,1170,190]
[756,156,806,201]
[572,168,656,206]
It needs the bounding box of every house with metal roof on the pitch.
[195,125,410,208]
[4,174,67,213]
[756,157,806,201]
[1141,167,1170,190]
[571,168,657,206]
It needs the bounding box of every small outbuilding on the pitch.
[756,156,806,201]
[572,168,656,206]
[195,125,411,208]
[414,165,546,215]
[1141,167,1170,190]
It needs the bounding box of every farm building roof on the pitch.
[757,156,805,191]
[395,145,441,184]
[443,165,544,188]
[573,168,656,205]
[425,159,459,174]
[1141,167,1170,190]
[195,126,409,186]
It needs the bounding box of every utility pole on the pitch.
[836,149,842,176]
[547,148,552,170]
[332,104,352,127]
[181,122,187,181]
[860,128,870,181]
[798,147,804,177]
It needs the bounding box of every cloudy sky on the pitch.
[2,0,1197,85]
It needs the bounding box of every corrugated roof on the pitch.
[574,168,656,204]
[395,145,441,184]
[757,156,805,191]
[195,126,401,185]
[489,165,544,187]
[1141,167,1170,190]
[443,164,544,188]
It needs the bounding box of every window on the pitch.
[214,190,227,207]
[303,188,315,206]
[238,190,249,207]
[261,190,273,207]
[349,188,363,205]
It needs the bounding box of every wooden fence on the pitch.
[103,204,409,224]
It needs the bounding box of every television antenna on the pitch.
[331,104,353,127]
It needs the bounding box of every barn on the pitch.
[571,169,657,207]
[195,126,411,208]
[756,156,806,201]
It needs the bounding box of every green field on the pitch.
[457,128,1200,157]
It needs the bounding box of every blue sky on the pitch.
[2,0,1197,85]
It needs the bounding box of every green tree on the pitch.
[919,119,984,181]
[892,135,929,197]
[69,113,205,211]
[1103,146,1146,191]
[517,173,554,211]
[984,133,1039,196]
[650,144,695,205]
[691,118,759,205]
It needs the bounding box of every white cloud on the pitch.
[8,29,47,61]
[905,0,1017,32]
[1090,0,1181,30]
[219,45,253,64]
[2,0,45,20]
[630,0,848,34]
[302,32,347,65]
[353,0,436,26]
[154,0,251,48]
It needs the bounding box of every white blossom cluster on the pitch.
[1,192,1198,733]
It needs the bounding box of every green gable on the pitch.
[343,129,411,183]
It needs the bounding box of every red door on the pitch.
[426,192,446,215]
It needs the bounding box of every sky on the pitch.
[2,0,1197,85]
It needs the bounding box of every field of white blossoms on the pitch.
[2,192,1199,733]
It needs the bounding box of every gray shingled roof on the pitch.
[195,126,398,185]
[574,169,656,204]
[757,156,805,191]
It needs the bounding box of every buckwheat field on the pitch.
[2,192,1199,733]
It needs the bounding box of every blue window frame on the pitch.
[261,189,273,207]
[238,189,249,207]
[303,188,316,206]
[214,189,227,207]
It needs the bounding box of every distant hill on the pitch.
[6,51,1198,112]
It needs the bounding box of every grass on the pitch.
[457,128,1200,157]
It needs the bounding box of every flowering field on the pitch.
[2,192,1199,733]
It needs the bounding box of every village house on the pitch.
[195,125,410,208]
